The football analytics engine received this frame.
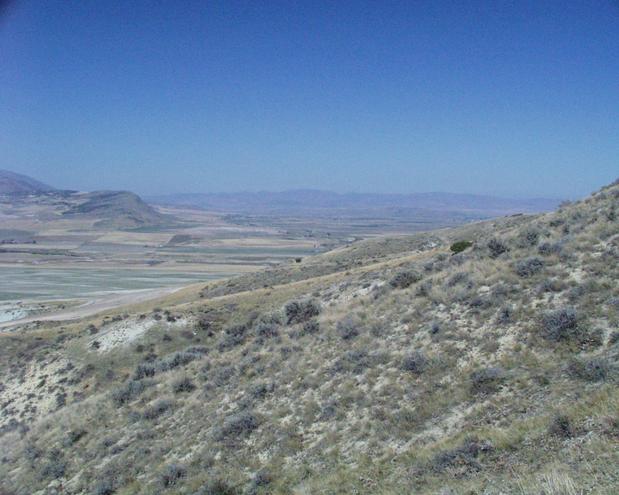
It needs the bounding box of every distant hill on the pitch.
[147,189,561,217]
[0,169,172,230]
[62,190,169,229]
[0,169,56,195]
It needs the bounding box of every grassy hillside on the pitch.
[1,181,617,495]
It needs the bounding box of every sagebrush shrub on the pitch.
[567,357,612,382]
[194,479,239,495]
[430,437,492,474]
[389,270,422,289]
[538,242,562,256]
[401,351,427,375]
[496,305,513,325]
[518,228,540,247]
[285,299,321,325]
[218,412,259,439]
[218,324,248,351]
[111,380,150,406]
[515,257,544,277]
[172,376,195,393]
[254,321,279,338]
[159,463,186,487]
[337,317,359,340]
[539,308,582,342]
[548,414,573,438]
[143,399,174,420]
[301,319,320,336]
[133,363,156,380]
[469,367,505,395]
[488,238,509,258]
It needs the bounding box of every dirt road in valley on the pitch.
[0,286,183,330]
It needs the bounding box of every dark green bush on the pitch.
[450,240,472,254]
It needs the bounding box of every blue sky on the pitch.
[1,1,618,198]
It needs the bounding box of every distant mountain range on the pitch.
[1,169,562,228]
[147,190,561,218]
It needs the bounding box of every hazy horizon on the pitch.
[2,2,618,198]
[0,168,572,201]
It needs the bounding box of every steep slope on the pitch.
[0,169,56,195]
[0,181,617,494]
